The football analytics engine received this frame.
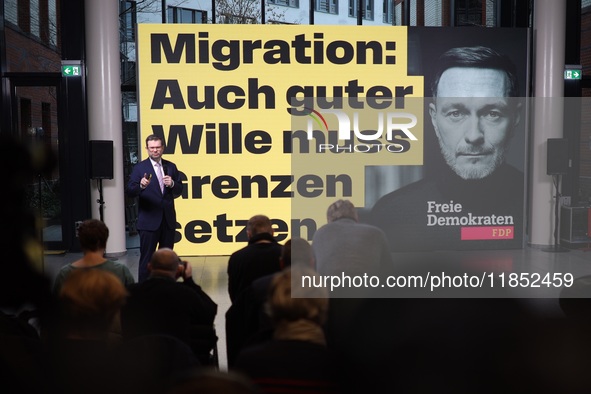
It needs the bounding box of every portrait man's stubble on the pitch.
[368,42,526,252]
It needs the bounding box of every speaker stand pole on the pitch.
[543,174,570,253]
[96,179,105,222]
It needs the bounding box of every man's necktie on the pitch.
[156,162,164,192]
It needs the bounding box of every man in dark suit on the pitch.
[127,134,183,282]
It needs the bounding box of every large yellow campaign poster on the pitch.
[137,25,424,255]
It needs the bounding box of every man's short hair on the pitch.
[326,199,358,223]
[247,215,273,236]
[77,219,109,252]
[145,134,164,147]
[431,46,519,98]
[149,248,180,272]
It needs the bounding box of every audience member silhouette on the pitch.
[0,309,50,393]
[559,274,591,322]
[234,266,341,393]
[252,237,315,298]
[226,214,283,366]
[312,199,392,286]
[166,367,261,394]
[227,215,283,303]
[247,238,316,345]
[53,218,135,294]
[113,334,201,394]
[47,269,128,394]
[121,248,218,365]
[1,136,54,393]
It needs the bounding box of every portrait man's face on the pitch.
[429,67,520,180]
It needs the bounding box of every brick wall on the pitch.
[5,27,61,73]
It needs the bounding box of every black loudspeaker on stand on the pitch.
[543,138,570,253]
[547,138,569,176]
[89,141,114,222]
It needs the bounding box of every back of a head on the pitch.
[117,334,201,394]
[167,368,260,394]
[559,274,591,320]
[77,219,109,252]
[266,266,328,326]
[58,269,127,334]
[247,214,273,237]
[431,45,519,97]
[326,199,358,223]
[149,248,180,274]
[281,237,313,268]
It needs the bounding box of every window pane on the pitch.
[181,9,193,23]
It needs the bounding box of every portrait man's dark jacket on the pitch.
[370,163,523,252]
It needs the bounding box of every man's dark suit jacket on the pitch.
[226,233,283,303]
[126,158,183,231]
[121,275,218,361]
[225,233,282,366]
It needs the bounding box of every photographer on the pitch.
[120,248,217,364]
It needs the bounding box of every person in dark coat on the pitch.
[233,266,341,394]
[226,215,283,367]
[121,248,217,365]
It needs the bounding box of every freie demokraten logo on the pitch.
[302,106,419,154]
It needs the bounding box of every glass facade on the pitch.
[4,0,60,73]
[3,1,63,247]
[4,0,591,251]
[168,6,208,23]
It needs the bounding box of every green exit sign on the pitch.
[564,68,582,80]
[61,63,81,77]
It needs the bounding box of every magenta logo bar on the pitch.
[461,226,514,240]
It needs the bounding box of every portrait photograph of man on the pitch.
[367,28,529,252]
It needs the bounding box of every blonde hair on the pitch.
[59,269,128,334]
